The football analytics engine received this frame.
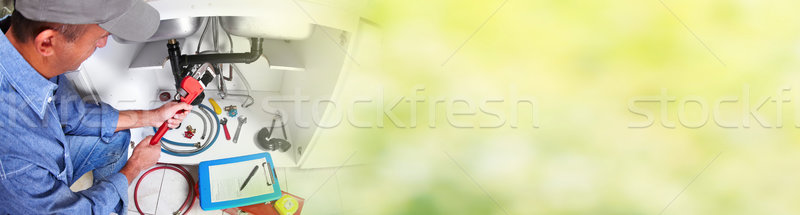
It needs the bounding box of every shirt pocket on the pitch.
[0,157,36,180]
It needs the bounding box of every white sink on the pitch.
[220,16,313,40]
[116,17,203,43]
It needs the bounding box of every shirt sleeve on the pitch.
[0,165,129,215]
[53,75,120,143]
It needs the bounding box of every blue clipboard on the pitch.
[198,153,282,210]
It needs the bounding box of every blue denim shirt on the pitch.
[0,16,128,214]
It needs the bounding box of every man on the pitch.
[0,0,190,214]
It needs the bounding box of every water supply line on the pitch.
[190,17,256,107]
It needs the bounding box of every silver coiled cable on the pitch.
[188,110,207,139]
[161,105,218,154]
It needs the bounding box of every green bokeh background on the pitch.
[320,0,800,214]
[328,0,800,214]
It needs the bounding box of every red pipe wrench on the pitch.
[150,64,214,145]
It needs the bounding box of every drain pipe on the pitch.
[167,39,184,91]
[166,38,263,92]
[179,38,263,66]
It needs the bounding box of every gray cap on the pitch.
[15,0,159,42]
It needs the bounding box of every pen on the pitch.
[240,165,259,191]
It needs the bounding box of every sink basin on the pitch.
[116,17,203,43]
[220,16,313,40]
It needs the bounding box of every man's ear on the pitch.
[33,29,57,57]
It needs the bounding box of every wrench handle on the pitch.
[149,109,187,145]
[150,121,170,145]
[223,124,231,140]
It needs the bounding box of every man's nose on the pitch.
[97,36,108,48]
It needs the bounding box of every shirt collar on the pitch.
[0,22,59,119]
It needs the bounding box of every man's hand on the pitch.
[120,136,161,184]
[116,102,193,132]
[150,102,193,128]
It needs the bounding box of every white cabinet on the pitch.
[295,19,381,169]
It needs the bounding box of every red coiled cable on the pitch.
[133,164,198,215]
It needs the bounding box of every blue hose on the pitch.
[153,104,220,157]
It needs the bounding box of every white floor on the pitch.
[70,164,362,215]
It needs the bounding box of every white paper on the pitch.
[208,158,274,203]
